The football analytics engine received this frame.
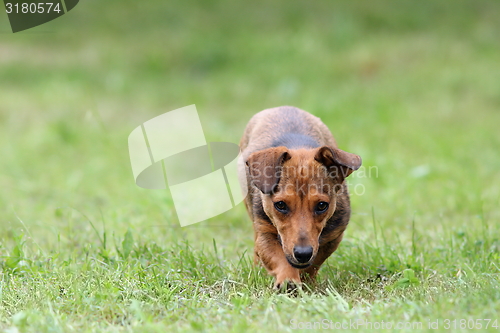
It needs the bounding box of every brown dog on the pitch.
[238,106,361,289]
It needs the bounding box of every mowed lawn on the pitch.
[1,0,500,332]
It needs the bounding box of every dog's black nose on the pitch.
[293,245,313,264]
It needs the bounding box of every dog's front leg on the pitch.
[254,226,301,290]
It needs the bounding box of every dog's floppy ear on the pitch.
[246,147,291,194]
[315,146,361,180]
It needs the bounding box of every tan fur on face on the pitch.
[260,148,340,268]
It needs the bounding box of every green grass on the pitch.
[1,0,500,331]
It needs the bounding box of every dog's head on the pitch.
[246,146,361,268]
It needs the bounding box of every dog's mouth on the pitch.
[286,255,313,269]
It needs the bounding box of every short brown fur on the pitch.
[238,106,361,289]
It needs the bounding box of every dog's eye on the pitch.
[274,201,288,213]
[316,202,329,213]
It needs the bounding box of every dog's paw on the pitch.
[300,269,318,284]
[273,279,301,292]
[273,267,301,292]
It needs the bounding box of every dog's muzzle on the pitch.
[286,256,312,269]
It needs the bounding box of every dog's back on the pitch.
[239,106,337,161]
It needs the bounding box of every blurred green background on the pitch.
[1,0,499,246]
[1,0,500,330]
